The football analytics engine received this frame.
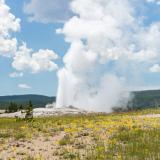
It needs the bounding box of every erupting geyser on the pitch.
[55,0,133,112]
[56,0,160,112]
[56,68,79,108]
[56,67,130,112]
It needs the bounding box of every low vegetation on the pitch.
[4,101,34,119]
[0,108,160,159]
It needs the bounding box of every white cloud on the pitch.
[146,0,160,5]
[0,0,20,36]
[9,72,23,78]
[0,0,59,75]
[18,83,31,89]
[23,0,73,23]
[150,64,160,72]
[0,0,20,57]
[0,38,17,57]
[57,0,160,67]
[12,43,58,73]
[57,0,140,69]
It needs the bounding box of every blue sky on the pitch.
[0,0,70,96]
[2,0,160,98]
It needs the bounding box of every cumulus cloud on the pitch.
[23,0,73,23]
[9,72,23,78]
[0,38,17,57]
[0,0,20,57]
[12,43,58,73]
[0,0,20,36]
[146,0,160,5]
[18,83,31,89]
[150,64,160,72]
[0,0,59,75]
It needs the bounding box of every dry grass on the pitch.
[1,108,160,159]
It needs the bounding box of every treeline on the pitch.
[5,100,33,113]
[0,94,55,109]
[128,90,160,109]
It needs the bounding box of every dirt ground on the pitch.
[1,111,160,160]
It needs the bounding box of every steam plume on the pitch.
[56,0,160,112]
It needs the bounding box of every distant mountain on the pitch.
[128,90,160,109]
[0,94,56,109]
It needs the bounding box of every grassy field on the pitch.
[1,108,160,159]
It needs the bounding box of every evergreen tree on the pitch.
[19,105,24,110]
[7,102,18,113]
[25,100,33,119]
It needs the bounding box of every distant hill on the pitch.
[128,90,160,109]
[0,95,56,109]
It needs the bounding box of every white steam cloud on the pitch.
[56,0,160,112]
